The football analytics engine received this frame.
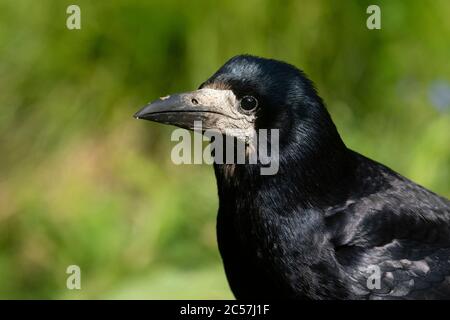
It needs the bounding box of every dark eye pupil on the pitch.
[240,96,258,111]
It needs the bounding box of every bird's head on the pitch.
[135,55,345,171]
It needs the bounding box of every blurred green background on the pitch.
[0,0,449,299]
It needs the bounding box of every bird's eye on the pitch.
[239,96,258,112]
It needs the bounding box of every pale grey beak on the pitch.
[134,89,244,131]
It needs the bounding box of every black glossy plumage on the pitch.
[206,55,450,299]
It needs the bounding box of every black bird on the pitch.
[134,55,450,299]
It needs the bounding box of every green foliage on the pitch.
[0,0,448,298]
